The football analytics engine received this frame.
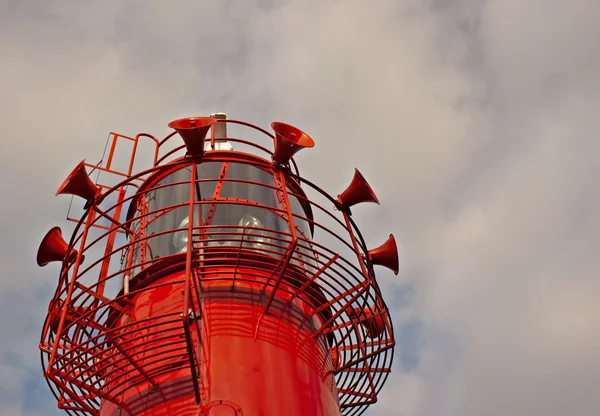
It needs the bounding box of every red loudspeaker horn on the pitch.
[48,299,88,334]
[271,122,315,165]
[337,169,380,211]
[56,160,99,203]
[368,234,399,275]
[346,306,385,339]
[37,227,81,267]
[330,348,343,369]
[168,116,217,157]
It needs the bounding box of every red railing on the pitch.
[41,119,395,416]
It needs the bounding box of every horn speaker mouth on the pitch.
[55,160,99,203]
[168,117,217,157]
[271,122,315,165]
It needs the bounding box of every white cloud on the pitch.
[1,1,599,415]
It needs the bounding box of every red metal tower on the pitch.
[37,114,398,415]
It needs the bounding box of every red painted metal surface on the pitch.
[37,116,397,416]
[99,266,339,416]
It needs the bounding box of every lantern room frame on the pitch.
[38,117,398,415]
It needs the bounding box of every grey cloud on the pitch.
[1,1,599,415]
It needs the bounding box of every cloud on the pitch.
[1,0,599,415]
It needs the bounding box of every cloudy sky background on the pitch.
[1,0,600,415]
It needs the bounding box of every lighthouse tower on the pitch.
[37,114,398,415]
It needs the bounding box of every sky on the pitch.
[1,0,600,415]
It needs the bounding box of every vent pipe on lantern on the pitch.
[208,112,232,151]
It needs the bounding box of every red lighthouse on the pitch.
[37,114,398,415]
